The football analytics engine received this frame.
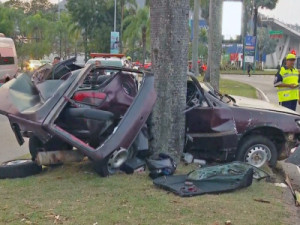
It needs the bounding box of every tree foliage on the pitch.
[0,6,14,37]
[67,0,138,62]
[122,7,150,62]
[257,27,277,61]
[2,0,81,67]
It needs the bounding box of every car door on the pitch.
[185,77,238,158]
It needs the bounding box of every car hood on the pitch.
[232,95,300,115]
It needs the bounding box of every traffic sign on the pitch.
[269,30,283,35]
[269,30,283,39]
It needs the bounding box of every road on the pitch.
[0,115,29,164]
[221,74,300,114]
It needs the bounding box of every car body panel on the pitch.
[0,61,156,163]
[185,76,300,161]
[232,95,299,115]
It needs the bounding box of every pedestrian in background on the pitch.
[52,56,60,65]
[274,53,300,111]
[247,64,253,77]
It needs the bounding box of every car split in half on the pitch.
[0,57,299,178]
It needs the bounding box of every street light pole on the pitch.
[114,0,117,32]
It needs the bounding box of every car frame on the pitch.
[0,60,156,176]
[184,74,300,167]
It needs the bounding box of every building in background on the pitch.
[261,16,300,68]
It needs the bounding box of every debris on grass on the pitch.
[274,183,288,188]
[253,198,271,204]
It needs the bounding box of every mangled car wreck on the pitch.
[0,58,300,178]
[0,58,156,178]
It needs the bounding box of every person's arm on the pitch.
[274,69,298,88]
[276,83,298,88]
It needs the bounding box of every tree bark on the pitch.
[149,0,189,161]
[192,0,200,75]
[84,26,88,63]
[120,0,124,53]
[142,25,146,66]
[204,0,222,91]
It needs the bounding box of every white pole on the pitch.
[114,0,117,31]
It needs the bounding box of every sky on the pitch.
[259,0,300,25]
[222,1,242,40]
[222,0,300,40]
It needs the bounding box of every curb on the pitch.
[255,87,270,102]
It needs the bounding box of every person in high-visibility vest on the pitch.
[274,53,300,111]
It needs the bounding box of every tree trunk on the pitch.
[192,0,200,75]
[204,0,222,91]
[59,31,62,59]
[253,6,258,36]
[242,1,248,71]
[142,26,146,66]
[253,6,258,71]
[120,0,124,53]
[149,0,189,161]
[84,27,88,63]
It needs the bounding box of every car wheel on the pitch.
[93,148,130,177]
[236,135,278,167]
[0,159,42,179]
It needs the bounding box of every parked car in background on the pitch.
[40,59,51,65]
[0,34,18,84]
[25,60,42,71]
[86,53,125,68]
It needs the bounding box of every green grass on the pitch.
[0,79,289,224]
[221,69,276,75]
[0,161,288,225]
[220,79,258,99]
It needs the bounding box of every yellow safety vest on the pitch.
[277,67,299,102]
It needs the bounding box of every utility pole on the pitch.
[253,3,258,72]
[204,0,223,91]
[114,0,117,32]
[242,1,247,73]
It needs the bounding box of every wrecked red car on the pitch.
[185,76,300,167]
[0,58,299,178]
[0,58,156,177]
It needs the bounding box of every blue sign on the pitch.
[110,32,119,54]
[244,35,256,63]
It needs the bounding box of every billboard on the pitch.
[110,31,119,54]
[244,35,256,63]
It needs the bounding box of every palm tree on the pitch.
[120,0,137,53]
[190,0,209,75]
[122,7,149,65]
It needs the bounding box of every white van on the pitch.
[0,35,18,83]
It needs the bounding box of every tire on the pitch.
[236,135,278,167]
[93,158,111,177]
[93,148,130,177]
[0,159,42,179]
